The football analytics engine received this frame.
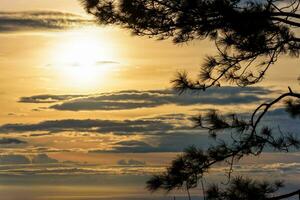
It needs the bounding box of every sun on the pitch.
[50,28,119,92]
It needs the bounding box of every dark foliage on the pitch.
[81,0,300,199]
[82,0,300,89]
[146,146,207,192]
[206,177,284,200]
[146,90,300,193]
[145,88,300,195]
[285,98,300,118]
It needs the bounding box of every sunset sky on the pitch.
[0,1,300,200]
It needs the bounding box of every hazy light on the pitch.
[50,28,119,92]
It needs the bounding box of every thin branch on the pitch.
[270,17,300,27]
[268,189,300,200]
[271,11,300,19]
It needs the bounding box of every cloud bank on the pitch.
[0,154,58,165]
[1,110,299,154]
[117,159,146,166]
[0,114,189,135]
[0,153,300,177]
[0,138,26,145]
[19,94,86,104]
[0,11,93,32]
[19,87,273,111]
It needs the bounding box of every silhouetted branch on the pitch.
[146,88,300,193]
[251,88,300,133]
[83,0,300,88]
[81,0,300,198]
[206,177,285,200]
[268,189,300,200]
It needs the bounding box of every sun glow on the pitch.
[50,29,119,92]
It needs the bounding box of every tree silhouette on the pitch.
[82,0,300,88]
[81,0,300,199]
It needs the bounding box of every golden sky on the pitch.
[0,1,300,199]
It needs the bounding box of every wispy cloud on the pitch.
[117,159,146,166]
[0,114,190,135]
[0,154,31,165]
[0,153,58,165]
[19,87,273,111]
[89,130,219,153]
[19,94,86,103]
[95,61,119,65]
[218,162,300,174]
[91,140,162,153]
[31,154,59,164]
[0,138,26,145]
[1,153,300,177]
[0,11,93,33]
[1,108,299,154]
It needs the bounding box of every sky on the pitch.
[0,1,300,200]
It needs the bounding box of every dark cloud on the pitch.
[19,94,86,103]
[105,140,159,153]
[0,11,93,33]
[0,138,26,145]
[0,154,59,165]
[90,131,215,153]
[0,114,189,135]
[7,113,26,117]
[32,154,58,164]
[0,155,31,165]
[19,87,273,111]
[51,87,270,111]
[117,159,146,166]
[1,108,299,154]
[88,109,300,154]
[90,135,207,153]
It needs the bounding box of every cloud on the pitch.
[0,114,189,135]
[0,165,164,176]
[0,154,31,165]
[0,156,299,177]
[0,11,93,33]
[0,154,59,165]
[45,60,119,69]
[89,131,216,153]
[19,86,273,111]
[98,140,160,153]
[7,113,26,117]
[117,159,146,166]
[219,162,300,175]
[95,61,119,65]
[86,108,300,153]
[89,135,206,153]
[0,138,26,145]
[1,108,299,154]
[19,94,86,103]
[32,154,58,164]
